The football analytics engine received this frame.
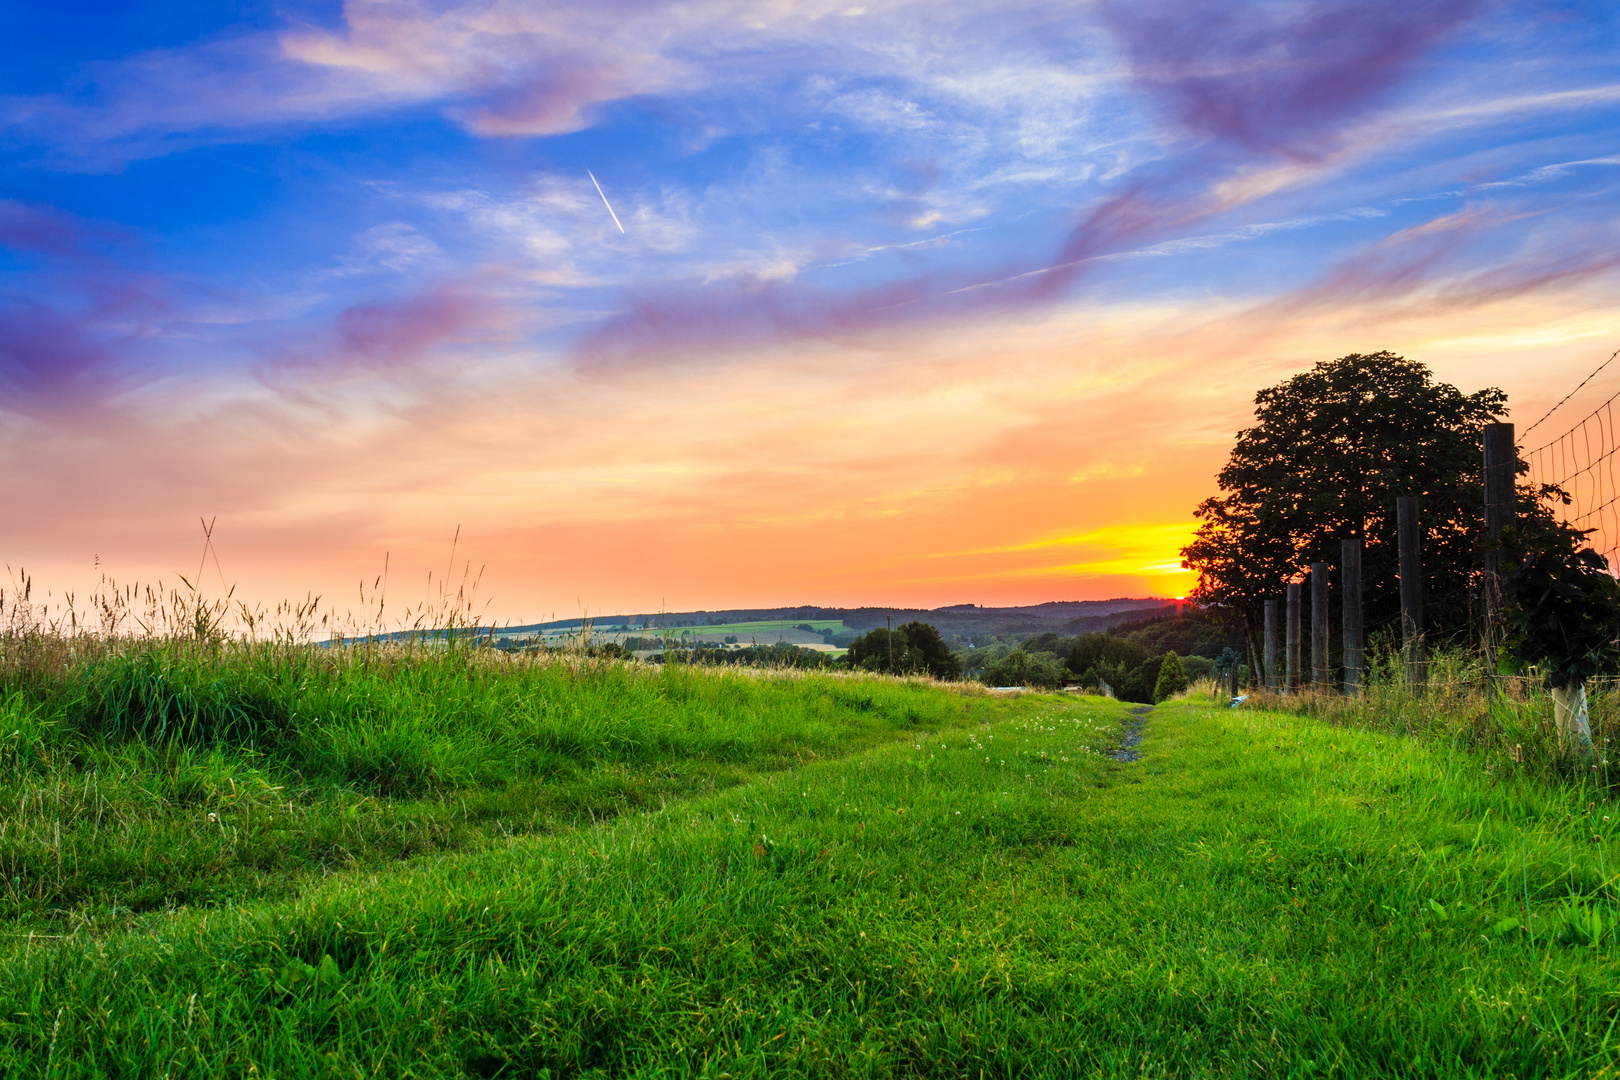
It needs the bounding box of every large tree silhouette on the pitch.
[1182,352,1546,646]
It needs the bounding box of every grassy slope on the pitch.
[0,653,1015,928]
[5,686,1620,1077]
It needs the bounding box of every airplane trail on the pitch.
[588,170,626,235]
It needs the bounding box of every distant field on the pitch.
[4,641,1617,1076]
[497,619,847,648]
[637,618,844,638]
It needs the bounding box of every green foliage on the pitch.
[980,647,1067,689]
[1104,607,1245,658]
[1182,352,1532,641]
[1153,651,1189,701]
[846,621,962,679]
[1499,519,1620,689]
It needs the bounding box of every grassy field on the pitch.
[504,620,846,650]
[3,644,1619,1077]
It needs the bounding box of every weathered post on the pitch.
[1246,629,1261,690]
[1263,598,1280,691]
[1285,580,1302,692]
[1482,423,1516,672]
[1341,539,1364,695]
[1397,496,1426,684]
[886,614,893,672]
[1311,562,1330,688]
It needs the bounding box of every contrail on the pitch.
[587,169,626,234]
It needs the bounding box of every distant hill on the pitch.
[494,598,1173,640]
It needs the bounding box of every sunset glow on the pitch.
[3,2,1618,621]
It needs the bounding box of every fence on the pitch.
[1231,346,1620,722]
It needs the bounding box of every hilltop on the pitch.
[500,597,1175,640]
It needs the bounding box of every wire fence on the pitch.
[1522,346,1620,567]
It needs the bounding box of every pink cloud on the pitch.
[255,283,504,397]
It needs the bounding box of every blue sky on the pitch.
[2,0,1618,621]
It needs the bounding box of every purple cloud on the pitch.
[1102,0,1481,161]
[0,201,165,416]
[572,0,1488,367]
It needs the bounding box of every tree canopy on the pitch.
[846,621,962,679]
[1181,352,1539,643]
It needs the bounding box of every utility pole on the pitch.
[1397,496,1425,685]
[1311,562,1330,688]
[1341,539,1364,696]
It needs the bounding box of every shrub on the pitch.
[982,648,1066,689]
[1153,651,1189,703]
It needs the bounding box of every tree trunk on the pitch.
[1551,684,1594,758]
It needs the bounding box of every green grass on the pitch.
[3,649,1619,1077]
[0,644,1014,930]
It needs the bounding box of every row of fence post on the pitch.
[1252,422,1514,696]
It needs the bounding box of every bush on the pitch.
[982,648,1066,689]
[1182,655,1213,683]
[1153,652,1189,702]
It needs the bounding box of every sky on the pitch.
[1,0,1618,628]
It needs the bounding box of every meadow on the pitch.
[2,636,1618,1077]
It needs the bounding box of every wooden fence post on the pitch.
[1341,539,1364,695]
[1285,581,1302,693]
[1311,562,1330,688]
[1264,597,1280,690]
[1397,496,1426,685]
[1246,631,1260,690]
[1482,422,1516,672]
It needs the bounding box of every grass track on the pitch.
[4,686,1620,1077]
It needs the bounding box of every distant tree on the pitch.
[793,623,815,632]
[1181,654,1214,683]
[1153,652,1189,702]
[1181,352,1560,645]
[1067,634,1152,685]
[982,648,1066,689]
[1106,608,1245,659]
[846,621,962,679]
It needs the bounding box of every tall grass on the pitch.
[0,612,1036,930]
[1241,643,1619,795]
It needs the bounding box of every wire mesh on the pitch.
[1522,347,1620,568]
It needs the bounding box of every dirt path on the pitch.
[1111,705,1153,762]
